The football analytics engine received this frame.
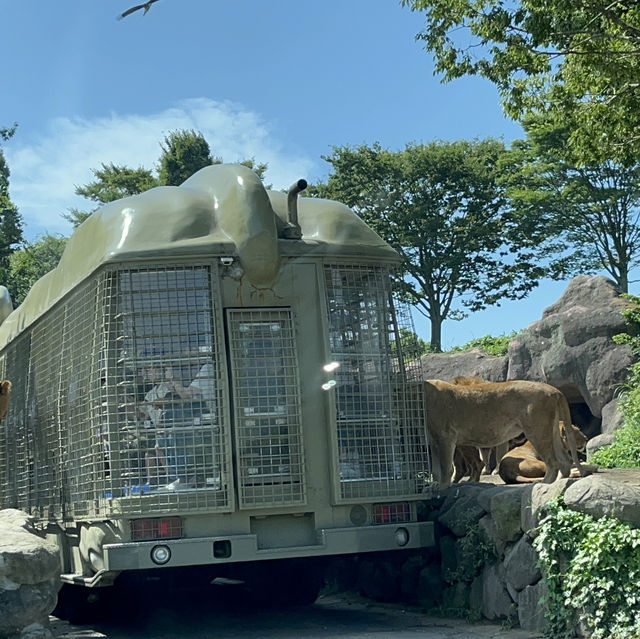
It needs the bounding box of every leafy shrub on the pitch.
[591,293,640,467]
[451,523,496,582]
[392,328,431,361]
[534,497,640,639]
[449,332,517,357]
[590,420,640,468]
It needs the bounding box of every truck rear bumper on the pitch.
[103,521,434,572]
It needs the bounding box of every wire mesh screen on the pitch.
[324,264,430,500]
[0,263,231,520]
[107,264,230,514]
[0,335,38,513]
[226,309,306,508]
[54,276,110,518]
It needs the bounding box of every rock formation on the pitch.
[0,509,60,639]
[419,275,635,442]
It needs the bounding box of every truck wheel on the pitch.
[53,584,111,625]
[246,558,326,607]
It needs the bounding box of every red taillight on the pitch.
[372,502,410,525]
[131,517,182,541]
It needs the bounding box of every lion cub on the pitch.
[498,422,589,484]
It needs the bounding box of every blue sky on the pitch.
[0,0,585,347]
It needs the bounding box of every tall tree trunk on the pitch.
[430,314,443,353]
[618,264,629,294]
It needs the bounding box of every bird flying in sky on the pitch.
[117,0,161,20]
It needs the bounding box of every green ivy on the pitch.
[590,420,640,468]
[534,498,640,639]
[591,293,640,468]
[452,524,496,582]
[448,332,517,357]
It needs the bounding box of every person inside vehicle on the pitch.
[139,361,216,489]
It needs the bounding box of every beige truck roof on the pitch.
[0,163,398,346]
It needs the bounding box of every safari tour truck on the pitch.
[0,164,434,616]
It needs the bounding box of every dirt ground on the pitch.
[49,592,544,639]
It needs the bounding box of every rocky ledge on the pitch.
[422,469,640,634]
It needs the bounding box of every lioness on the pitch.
[453,445,484,483]
[498,422,589,484]
[424,379,588,489]
[0,380,11,421]
[451,376,510,474]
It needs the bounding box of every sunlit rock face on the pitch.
[507,275,634,424]
[0,509,61,638]
[419,275,634,440]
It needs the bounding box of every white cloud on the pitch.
[5,98,316,239]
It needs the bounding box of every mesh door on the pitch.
[226,309,305,508]
[324,264,429,500]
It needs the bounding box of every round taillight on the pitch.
[395,527,409,547]
[150,544,171,565]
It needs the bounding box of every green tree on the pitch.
[70,129,269,225]
[506,117,640,293]
[158,129,217,186]
[402,0,640,164]
[0,125,24,287]
[7,234,67,306]
[75,163,158,205]
[62,207,94,229]
[312,140,556,352]
[239,157,269,185]
[391,328,431,360]
[65,163,159,228]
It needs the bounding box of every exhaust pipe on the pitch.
[283,179,308,239]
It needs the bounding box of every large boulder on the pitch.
[518,581,548,633]
[481,563,513,620]
[438,484,488,537]
[0,509,60,639]
[485,488,523,544]
[507,276,633,419]
[419,349,507,382]
[503,536,541,592]
[520,479,576,538]
[563,473,640,527]
[601,398,625,434]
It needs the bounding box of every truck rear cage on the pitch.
[323,264,429,500]
[226,308,306,508]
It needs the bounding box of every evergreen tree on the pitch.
[0,125,24,287]
[8,234,67,306]
[71,129,269,225]
[157,129,217,186]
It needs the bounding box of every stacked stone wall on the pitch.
[339,471,640,637]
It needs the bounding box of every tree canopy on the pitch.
[311,140,559,351]
[0,125,24,288]
[75,163,158,205]
[7,234,67,307]
[158,129,217,186]
[506,116,640,293]
[70,129,269,227]
[402,0,640,164]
